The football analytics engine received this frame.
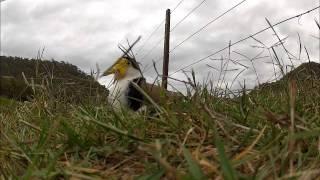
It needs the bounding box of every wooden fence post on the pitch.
[162,9,171,89]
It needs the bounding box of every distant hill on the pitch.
[283,61,320,80]
[256,62,320,90]
[0,56,108,103]
[249,62,320,106]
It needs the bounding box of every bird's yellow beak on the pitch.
[102,58,129,79]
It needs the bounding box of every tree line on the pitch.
[0,56,108,103]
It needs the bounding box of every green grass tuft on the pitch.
[1,61,320,179]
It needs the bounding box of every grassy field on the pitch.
[1,63,320,179]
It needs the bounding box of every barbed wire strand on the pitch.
[144,0,247,73]
[140,0,209,63]
[140,37,164,62]
[144,0,246,73]
[170,5,320,76]
[169,0,247,53]
[135,0,186,55]
[171,0,186,12]
[135,20,166,55]
[170,0,207,32]
[140,0,207,63]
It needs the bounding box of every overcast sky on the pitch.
[1,0,319,92]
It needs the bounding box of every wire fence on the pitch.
[137,0,319,91]
[170,5,320,76]
[169,0,247,54]
[142,0,249,74]
[135,0,186,56]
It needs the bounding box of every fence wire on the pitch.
[170,5,320,76]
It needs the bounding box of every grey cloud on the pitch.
[1,0,319,92]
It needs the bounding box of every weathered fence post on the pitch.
[162,9,171,89]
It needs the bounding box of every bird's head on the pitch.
[102,36,142,80]
[102,55,141,80]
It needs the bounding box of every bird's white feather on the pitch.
[108,66,142,110]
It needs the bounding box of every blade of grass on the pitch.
[182,146,206,180]
[214,126,237,180]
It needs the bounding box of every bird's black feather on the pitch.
[126,77,145,111]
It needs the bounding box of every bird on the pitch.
[102,37,181,111]
[102,53,146,111]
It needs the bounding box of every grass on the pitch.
[1,66,320,179]
[1,4,319,179]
